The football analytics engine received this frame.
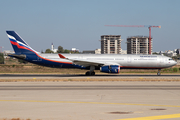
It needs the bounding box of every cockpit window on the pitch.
[169,59,173,61]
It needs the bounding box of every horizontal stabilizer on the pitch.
[8,54,26,59]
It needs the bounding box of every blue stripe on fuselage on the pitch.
[24,54,87,69]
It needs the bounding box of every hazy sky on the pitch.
[0,0,180,52]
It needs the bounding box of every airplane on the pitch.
[6,31,177,76]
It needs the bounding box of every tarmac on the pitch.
[0,73,180,82]
[0,73,180,120]
[0,81,180,120]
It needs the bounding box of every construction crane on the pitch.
[0,46,3,53]
[105,25,161,54]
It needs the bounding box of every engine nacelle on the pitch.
[100,65,120,73]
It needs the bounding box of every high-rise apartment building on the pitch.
[127,36,152,54]
[100,35,122,54]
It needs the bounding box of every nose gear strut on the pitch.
[157,69,161,76]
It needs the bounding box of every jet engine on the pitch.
[100,65,120,73]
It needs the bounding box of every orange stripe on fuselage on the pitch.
[10,41,72,65]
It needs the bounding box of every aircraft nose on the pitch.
[173,60,177,66]
[174,61,177,65]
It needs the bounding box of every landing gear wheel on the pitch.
[157,72,161,76]
[91,71,95,76]
[157,69,161,76]
[85,71,95,76]
[85,71,90,76]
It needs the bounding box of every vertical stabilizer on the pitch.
[6,31,37,54]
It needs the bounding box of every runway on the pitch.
[1,85,180,90]
[0,73,180,81]
[0,81,180,120]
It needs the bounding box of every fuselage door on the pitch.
[127,56,132,63]
[160,56,164,63]
[37,56,42,61]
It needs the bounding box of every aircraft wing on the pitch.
[58,54,117,67]
[70,59,104,67]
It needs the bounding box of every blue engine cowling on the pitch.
[100,65,120,73]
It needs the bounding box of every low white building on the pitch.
[121,49,127,54]
[95,49,101,54]
[71,48,79,52]
[83,49,101,54]
[3,50,15,55]
[164,50,177,57]
[51,43,58,53]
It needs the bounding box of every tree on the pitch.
[152,52,158,55]
[70,51,80,54]
[0,53,4,64]
[64,49,70,53]
[45,49,54,53]
[57,46,64,53]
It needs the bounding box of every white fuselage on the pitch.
[39,54,177,69]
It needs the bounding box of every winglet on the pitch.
[58,54,66,58]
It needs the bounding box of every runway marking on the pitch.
[116,113,180,120]
[0,100,180,108]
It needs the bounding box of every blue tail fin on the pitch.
[6,31,37,55]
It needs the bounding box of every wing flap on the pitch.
[58,54,104,67]
[72,60,104,67]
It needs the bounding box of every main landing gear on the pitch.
[157,69,161,76]
[85,71,95,76]
[85,66,95,76]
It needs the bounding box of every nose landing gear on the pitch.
[157,69,161,76]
